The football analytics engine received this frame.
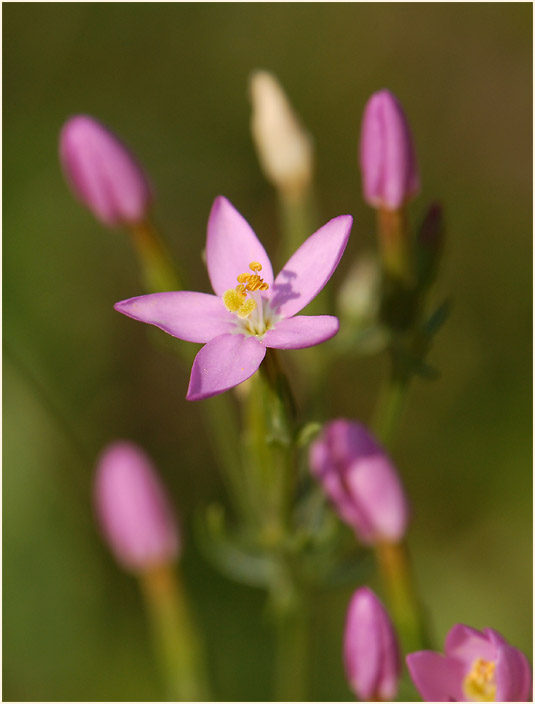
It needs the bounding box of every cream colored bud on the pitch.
[250,70,314,197]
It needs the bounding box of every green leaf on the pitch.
[195,505,276,588]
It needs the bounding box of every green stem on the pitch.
[375,541,430,653]
[139,564,211,701]
[274,597,309,701]
[372,370,408,447]
[277,186,318,267]
[245,350,311,700]
[376,208,413,286]
[130,219,182,293]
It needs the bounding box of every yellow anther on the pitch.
[249,261,262,272]
[463,658,496,702]
[223,289,247,313]
[236,273,251,284]
[237,298,257,319]
[259,282,269,291]
[235,283,247,295]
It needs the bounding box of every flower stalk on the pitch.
[376,208,413,287]
[139,564,211,702]
[375,541,429,654]
[129,219,182,294]
[245,349,311,701]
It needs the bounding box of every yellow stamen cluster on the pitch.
[222,261,270,319]
[463,658,497,702]
[236,261,270,293]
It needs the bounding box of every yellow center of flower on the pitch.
[222,261,270,319]
[463,658,497,702]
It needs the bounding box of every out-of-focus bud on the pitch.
[94,441,179,572]
[344,587,401,701]
[250,70,314,197]
[309,420,409,545]
[359,90,419,211]
[338,252,381,324]
[416,202,444,289]
[60,115,152,227]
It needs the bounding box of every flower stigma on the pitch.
[463,658,497,702]
[222,261,275,336]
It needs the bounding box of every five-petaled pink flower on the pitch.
[406,623,532,702]
[115,196,352,400]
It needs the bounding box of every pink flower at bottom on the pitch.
[406,624,532,702]
[115,196,352,400]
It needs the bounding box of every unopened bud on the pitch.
[344,587,401,701]
[309,420,409,545]
[60,115,152,227]
[94,441,179,572]
[359,90,419,211]
[250,70,313,196]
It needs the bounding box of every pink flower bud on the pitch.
[359,90,419,210]
[407,623,532,702]
[94,441,179,572]
[344,587,401,701]
[59,115,152,227]
[309,419,409,545]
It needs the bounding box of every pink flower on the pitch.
[59,115,152,227]
[115,196,352,400]
[94,441,179,572]
[344,587,401,701]
[359,89,419,210]
[406,624,532,702]
[309,419,409,545]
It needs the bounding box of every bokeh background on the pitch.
[4,3,532,701]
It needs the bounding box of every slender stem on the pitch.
[277,186,318,268]
[372,370,408,447]
[139,564,211,701]
[129,219,182,293]
[375,541,430,653]
[247,350,311,701]
[274,596,309,701]
[372,207,434,654]
[376,208,413,286]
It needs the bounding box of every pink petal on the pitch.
[445,624,495,666]
[345,455,409,543]
[494,639,532,701]
[263,315,339,349]
[406,651,465,702]
[270,214,352,318]
[186,334,266,401]
[114,292,234,342]
[206,196,274,297]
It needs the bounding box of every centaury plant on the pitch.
[59,72,531,703]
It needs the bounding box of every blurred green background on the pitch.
[4,3,532,701]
